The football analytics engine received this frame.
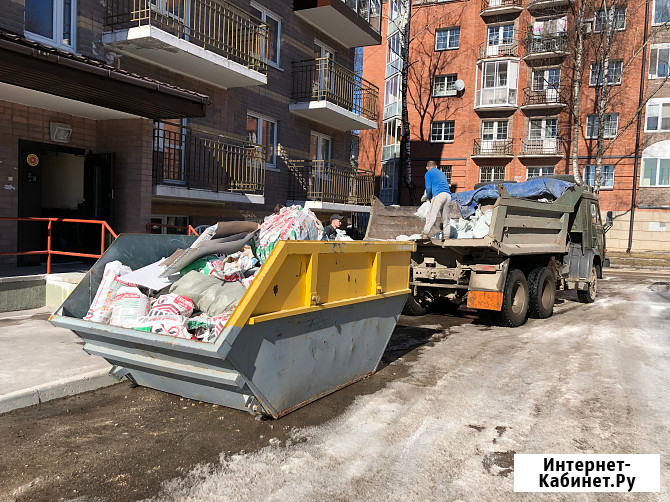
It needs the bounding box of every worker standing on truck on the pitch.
[422,161,452,239]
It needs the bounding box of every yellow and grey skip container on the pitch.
[50,234,414,418]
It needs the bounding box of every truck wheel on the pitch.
[496,269,529,327]
[403,295,430,316]
[527,266,555,319]
[577,264,598,303]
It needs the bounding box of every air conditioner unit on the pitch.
[50,122,72,143]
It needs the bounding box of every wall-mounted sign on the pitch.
[26,154,39,167]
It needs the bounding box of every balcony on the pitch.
[521,88,567,110]
[152,122,265,204]
[103,0,267,89]
[287,159,375,213]
[527,0,572,11]
[290,58,379,131]
[294,0,382,48]
[480,0,523,17]
[473,139,514,158]
[382,143,401,161]
[519,137,565,158]
[475,87,518,111]
[524,34,569,61]
[478,41,519,60]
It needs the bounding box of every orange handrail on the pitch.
[0,217,117,274]
[145,222,199,235]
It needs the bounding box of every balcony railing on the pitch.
[480,0,523,13]
[288,159,375,205]
[104,0,268,73]
[473,139,514,156]
[524,34,569,57]
[528,0,572,9]
[291,58,379,122]
[475,87,518,108]
[522,88,566,107]
[153,123,265,195]
[478,41,519,60]
[520,137,565,156]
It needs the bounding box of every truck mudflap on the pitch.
[51,235,415,418]
[465,260,509,311]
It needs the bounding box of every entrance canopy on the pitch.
[0,30,210,119]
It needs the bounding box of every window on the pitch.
[486,23,515,56]
[589,61,622,85]
[154,119,187,183]
[529,118,558,139]
[387,32,401,64]
[584,165,615,188]
[380,160,399,204]
[586,114,618,138]
[150,215,190,235]
[481,120,509,140]
[480,166,505,183]
[642,158,670,186]
[532,68,561,90]
[430,121,455,142]
[385,74,401,104]
[594,6,627,32]
[25,0,76,50]
[310,132,332,162]
[383,118,402,147]
[646,101,670,131]
[247,113,277,169]
[527,166,555,178]
[389,0,402,24]
[439,165,452,183]
[649,46,670,78]
[250,3,281,67]
[435,27,460,50]
[654,0,670,24]
[478,60,518,107]
[433,74,457,96]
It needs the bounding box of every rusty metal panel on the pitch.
[467,290,504,311]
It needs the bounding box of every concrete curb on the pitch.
[0,368,119,415]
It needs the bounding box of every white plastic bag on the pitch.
[110,287,149,328]
[84,261,133,323]
[149,293,194,318]
[414,201,431,220]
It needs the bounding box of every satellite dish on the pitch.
[454,79,465,92]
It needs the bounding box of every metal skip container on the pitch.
[50,234,415,418]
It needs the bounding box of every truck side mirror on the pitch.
[605,211,613,231]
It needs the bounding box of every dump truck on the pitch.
[365,179,611,327]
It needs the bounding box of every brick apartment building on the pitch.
[0,0,382,266]
[360,0,670,251]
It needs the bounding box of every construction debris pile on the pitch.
[82,205,324,343]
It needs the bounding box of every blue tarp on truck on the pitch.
[454,178,575,218]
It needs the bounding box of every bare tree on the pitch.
[398,0,416,204]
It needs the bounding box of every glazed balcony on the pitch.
[287,159,375,212]
[153,122,265,204]
[480,0,523,17]
[527,0,572,11]
[519,137,565,157]
[293,0,382,48]
[478,40,519,60]
[521,88,567,110]
[290,57,379,131]
[475,87,518,111]
[473,139,514,157]
[524,34,569,61]
[103,0,267,88]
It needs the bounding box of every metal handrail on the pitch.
[0,217,117,274]
[104,0,268,73]
[153,123,265,195]
[520,137,565,155]
[524,33,569,56]
[481,0,522,12]
[478,40,519,59]
[288,159,375,205]
[473,139,514,156]
[291,57,379,121]
[522,87,566,106]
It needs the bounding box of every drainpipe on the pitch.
[627,0,650,252]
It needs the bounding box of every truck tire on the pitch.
[577,264,598,303]
[527,266,555,319]
[403,294,430,316]
[496,269,529,327]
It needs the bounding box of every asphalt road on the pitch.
[1,269,669,501]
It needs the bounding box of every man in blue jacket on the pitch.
[422,160,452,239]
